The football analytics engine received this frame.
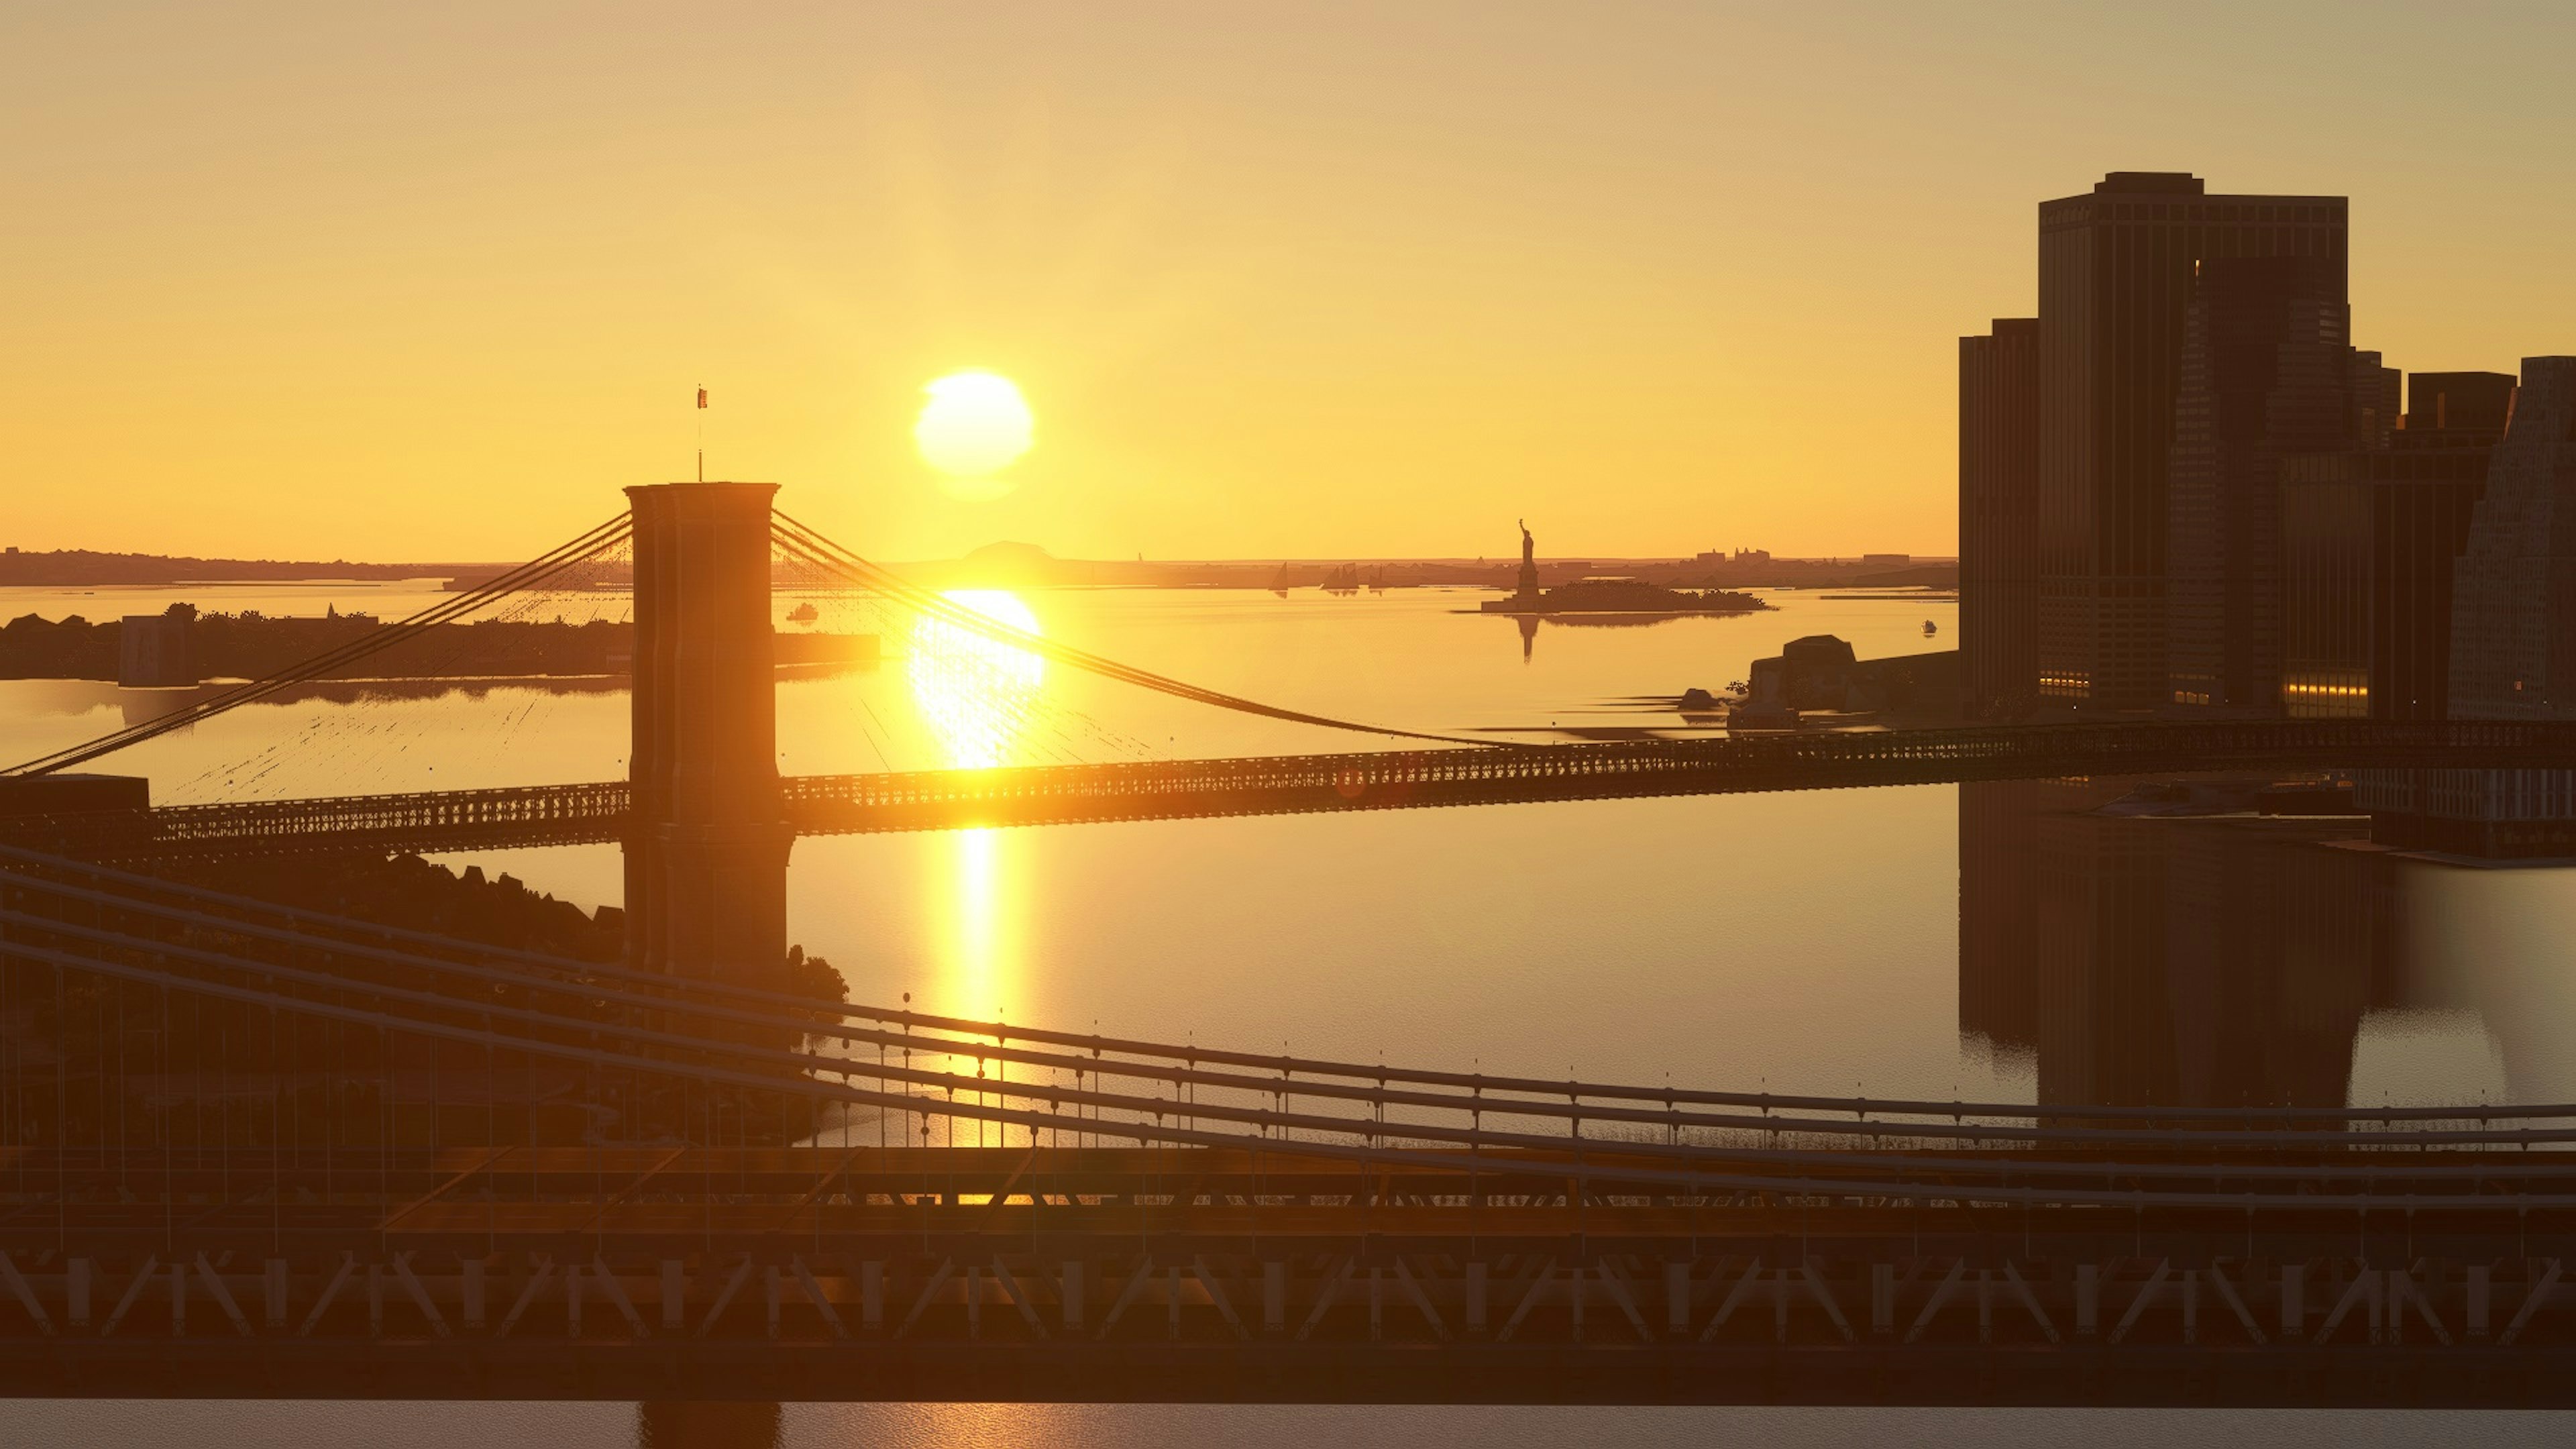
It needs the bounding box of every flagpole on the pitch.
[696,382,704,482]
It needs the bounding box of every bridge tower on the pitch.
[622,482,792,990]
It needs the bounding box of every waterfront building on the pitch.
[2366,358,2576,855]
[2446,358,2576,718]
[115,608,197,688]
[2036,172,2349,709]
[2280,372,2512,720]
[1960,317,2040,718]
[2164,255,2353,712]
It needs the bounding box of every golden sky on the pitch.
[5,2,2572,564]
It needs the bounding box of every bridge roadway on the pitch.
[5,1144,2576,1405]
[11,851,2576,1403]
[21,717,2576,859]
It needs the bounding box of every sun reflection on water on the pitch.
[906,590,1044,1024]
[907,589,1046,770]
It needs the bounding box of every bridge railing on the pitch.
[11,848,2576,1220]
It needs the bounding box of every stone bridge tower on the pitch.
[622,482,792,991]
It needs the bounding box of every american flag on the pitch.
[696,386,708,409]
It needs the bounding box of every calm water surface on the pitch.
[2,582,2568,1440]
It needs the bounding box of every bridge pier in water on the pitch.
[621,481,794,993]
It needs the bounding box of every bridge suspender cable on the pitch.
[771,512,1519,750]
[6,862,2574,1205]
[1,513,635,777]
[17,841,2557,1133]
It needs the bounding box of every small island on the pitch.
[1479,521,1768,616]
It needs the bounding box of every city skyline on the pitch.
[7,3,2575,564]
[19,5,2576,1430]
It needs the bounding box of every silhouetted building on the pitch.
[1960,318,2040,718]
[2349,350,2402,449]
[2036,172,2349,709]
[2281,374,2510,719]
[2359,361,2576,851]
[2447,358,2576,718]
[2406,370,2518,434]
[116,607,196,687]
[2165,256,2353,711]
[2370,358,2576,855]
[1746,634,1857,716]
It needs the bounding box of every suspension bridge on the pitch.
[14,717,2576,862]
[5,482,2576,1405]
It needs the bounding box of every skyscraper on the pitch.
[1960,318,2040,718]
[2036,172,2349,710]
[2349,350,2402,449]
[2280,370,2513,720]
[2164,254,2353,712]
[2449,357,2576,717]
[2365,358,2576,857]
[2406,371,2518,434]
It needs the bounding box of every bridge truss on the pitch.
[6,847,2576,1403]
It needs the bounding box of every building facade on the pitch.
[2282,440,2495,719]
[2035,172,2349,709]
[2279,371,2512,721]
[2365,358,2576,856]
[1960,318,2040,718]
[2448,358,2576,717]
[2163,255,2353,711]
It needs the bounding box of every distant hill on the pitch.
[0,549,494,586]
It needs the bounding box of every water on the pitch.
[2,580,2569,1438]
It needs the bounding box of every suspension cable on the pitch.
[3,513,633,777]
[771,513,1518,750]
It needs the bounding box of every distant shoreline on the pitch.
[4,546,1956,594]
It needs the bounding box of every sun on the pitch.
[914,370,1034,499]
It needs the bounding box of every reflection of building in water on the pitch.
[1960,779,2389,1108]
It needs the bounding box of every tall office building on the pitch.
[2406,371,2518,433]
[1960,318,2040,718]
[2165,256,2353,711]
[2450,357,2576,717]
[2037,172,2349,709]
[2349,350,2402,449]
[2281,370,2513,720]
[2366,358,2576,856]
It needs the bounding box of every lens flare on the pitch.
[906,589,1044,769]
[904,590,1044,1032]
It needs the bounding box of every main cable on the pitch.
[3,513,633,776]
[772,512,1521,751]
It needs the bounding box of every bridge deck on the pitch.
[17,718,2576,859]
[4,1145,2575,1405]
